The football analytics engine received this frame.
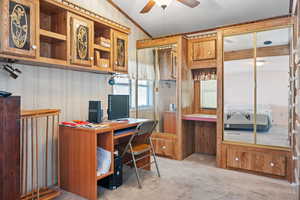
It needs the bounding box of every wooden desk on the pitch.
[59,118,148,200]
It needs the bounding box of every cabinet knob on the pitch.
[270,162,275,167]
[90,57,94,61]
[162,146,166,149]
[208,51,211,55]
[31,45,37,50]
[235,157,239,161]
[115,61,118,65]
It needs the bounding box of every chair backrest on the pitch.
[121,120,157,157]
[135,120,157,137]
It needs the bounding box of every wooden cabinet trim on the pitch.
[222,17,293,36]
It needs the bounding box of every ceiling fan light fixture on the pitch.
[154,0,172,9]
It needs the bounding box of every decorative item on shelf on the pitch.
[99,59,109,68]
[95,51,109,68]
[192,69,216,81]
[95,37,111,48]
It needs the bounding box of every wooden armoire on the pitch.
[0,96,20,200]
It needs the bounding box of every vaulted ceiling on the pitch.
[111,0,291,37]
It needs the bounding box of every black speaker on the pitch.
[100,155,123,190]
[88,101,103,123]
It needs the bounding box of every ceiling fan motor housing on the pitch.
[161,4,167,9]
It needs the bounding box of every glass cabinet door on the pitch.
[137,46,177,134]
[69,13,93,67]
[223,27,292,148]
[223,33,255,144]
[0,0,37,57]
[256,28,291,147]
[113,30,128,73]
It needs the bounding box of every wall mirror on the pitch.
[223,27,292,147]
[137,45,178,134]
[193,69,217,112]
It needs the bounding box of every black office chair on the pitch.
[121,120,160,188]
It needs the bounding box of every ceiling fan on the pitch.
[140,0,200,14]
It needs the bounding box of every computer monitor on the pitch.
[108,95,130,120]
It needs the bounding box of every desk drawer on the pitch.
[227,148,287,177]
[152,138,175,158]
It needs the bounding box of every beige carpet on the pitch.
[55,154,296,200]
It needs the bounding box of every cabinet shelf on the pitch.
[40,32,67,61]
[94,44,110,52]
[96,171,113,180]
[38,57,67,65]
[93,66,112,73]
[40,29,67,41]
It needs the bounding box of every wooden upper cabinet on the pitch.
[112,30,128,73]
[0,0,37,57]
[188,38,216,68]
[68,13,93,67]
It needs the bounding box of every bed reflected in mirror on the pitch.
[255,28,291,147]
[223,33,255,144]
[223,27,291,148]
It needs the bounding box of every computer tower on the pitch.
[88,101,103,123]
[100,155,123,190]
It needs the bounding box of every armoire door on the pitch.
[68,13,93,67]
[112,30,128,73]
[0,0,37,57]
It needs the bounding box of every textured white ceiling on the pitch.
[111,0,290,37]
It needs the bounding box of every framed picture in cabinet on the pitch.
[68,13,93,67]
[0,0,37,57]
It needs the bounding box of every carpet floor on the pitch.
[55,153,296,200]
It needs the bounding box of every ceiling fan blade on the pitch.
[140,0,156,14]
[177,0,200,8]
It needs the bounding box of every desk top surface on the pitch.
[182,114,217,122]
[59,118,148,134]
